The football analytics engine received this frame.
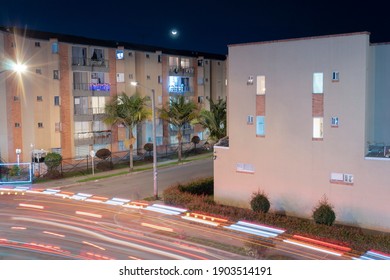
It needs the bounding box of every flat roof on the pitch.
[0,26,226,60]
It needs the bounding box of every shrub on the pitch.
[144,143,154,152]
[44,152,62,171]
[312,195,336,226]
[96,148,111,160]
[178,177,214,195]
[250,191,271,213]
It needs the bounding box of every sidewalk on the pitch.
[32,153,212,190]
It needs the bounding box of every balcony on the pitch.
[73,83,111,97]
[74,107,105,121]
[74,130,111,146]
[72,57,109,72]
[168,85,192,94]
[169,66,195,77]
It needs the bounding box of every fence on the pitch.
[0,163,33,184]
[34,141,210,180]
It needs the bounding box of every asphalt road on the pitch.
[56,158,214,200]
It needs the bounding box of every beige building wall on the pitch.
[0,33,8,160]
[215,33,390,232]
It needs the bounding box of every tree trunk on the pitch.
[177,130,182,162]
[129,130,134,171]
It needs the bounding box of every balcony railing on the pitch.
[169,66,195,76]
[74,83,111,92]
[168,85,191,93]
[72,57,109,68]
[74,107,105,115]
[74,130,111,145]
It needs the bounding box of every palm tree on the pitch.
[103,92,151,171]
[160,95,199,161]
[194,97,226,142]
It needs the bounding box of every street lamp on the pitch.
[131,81,158,199]
[0,62,27,75]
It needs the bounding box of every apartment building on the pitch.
[0,26,226,163]
[214,32,390,232]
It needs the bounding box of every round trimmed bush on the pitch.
[312,196,336,226]
[250,191,270,213]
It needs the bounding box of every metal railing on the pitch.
[72,57,109,68]
[74,83,111,92]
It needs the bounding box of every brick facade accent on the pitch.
[58,43,73,159]
[5,33,23,162]
[256,95,266,116]
[312,94,324,116]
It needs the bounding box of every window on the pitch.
[331,117,339,127]
[332,71,339,82]
[198,59,204,67]
[313,73,323,94]
[128,52,133,57]
[116,50,124,60]
[13,96,19,102]
[313,117,324,139]
[129,74,133,79]
[158,55,162,63]
[54,96,60,106]
[91,96,106,114]
[256,76,266,95]
[35,42,41,47]
[330,172,354,185]
[38,122,44,128]
[236,163,255,173]
[158,75,162,84]
[247,115,254,125]
[36,68,42,74]
[198,96,204,103]
[146,54,150,59]
[55,122,62,132]
[51,42,58,54]
[256,116,265,136]
[15,123,20,128]
[37,96,43,102]
[118,140,125,151]
[116,73,124,83]
[147,75,151,80]
[53,70,60,80]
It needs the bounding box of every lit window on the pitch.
[256,116,265,136]
[313,73,323,94]
[331,117,339,127]
[256,76,266,95]
[51,42,58,54]
[313,117,324,139]
[116,50,124,60]
[116,73,124,83]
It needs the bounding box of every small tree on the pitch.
[44,152,62,178]
[250,191,271,213]
[312,195,336,226]
[144,142,154,158]
[191,135,200,151]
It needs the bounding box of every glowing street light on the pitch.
[131,81,158,199]
[0,62,27,74]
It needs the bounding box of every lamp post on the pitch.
[131,81,158,199]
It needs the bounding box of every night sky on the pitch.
[1,0,388,55]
